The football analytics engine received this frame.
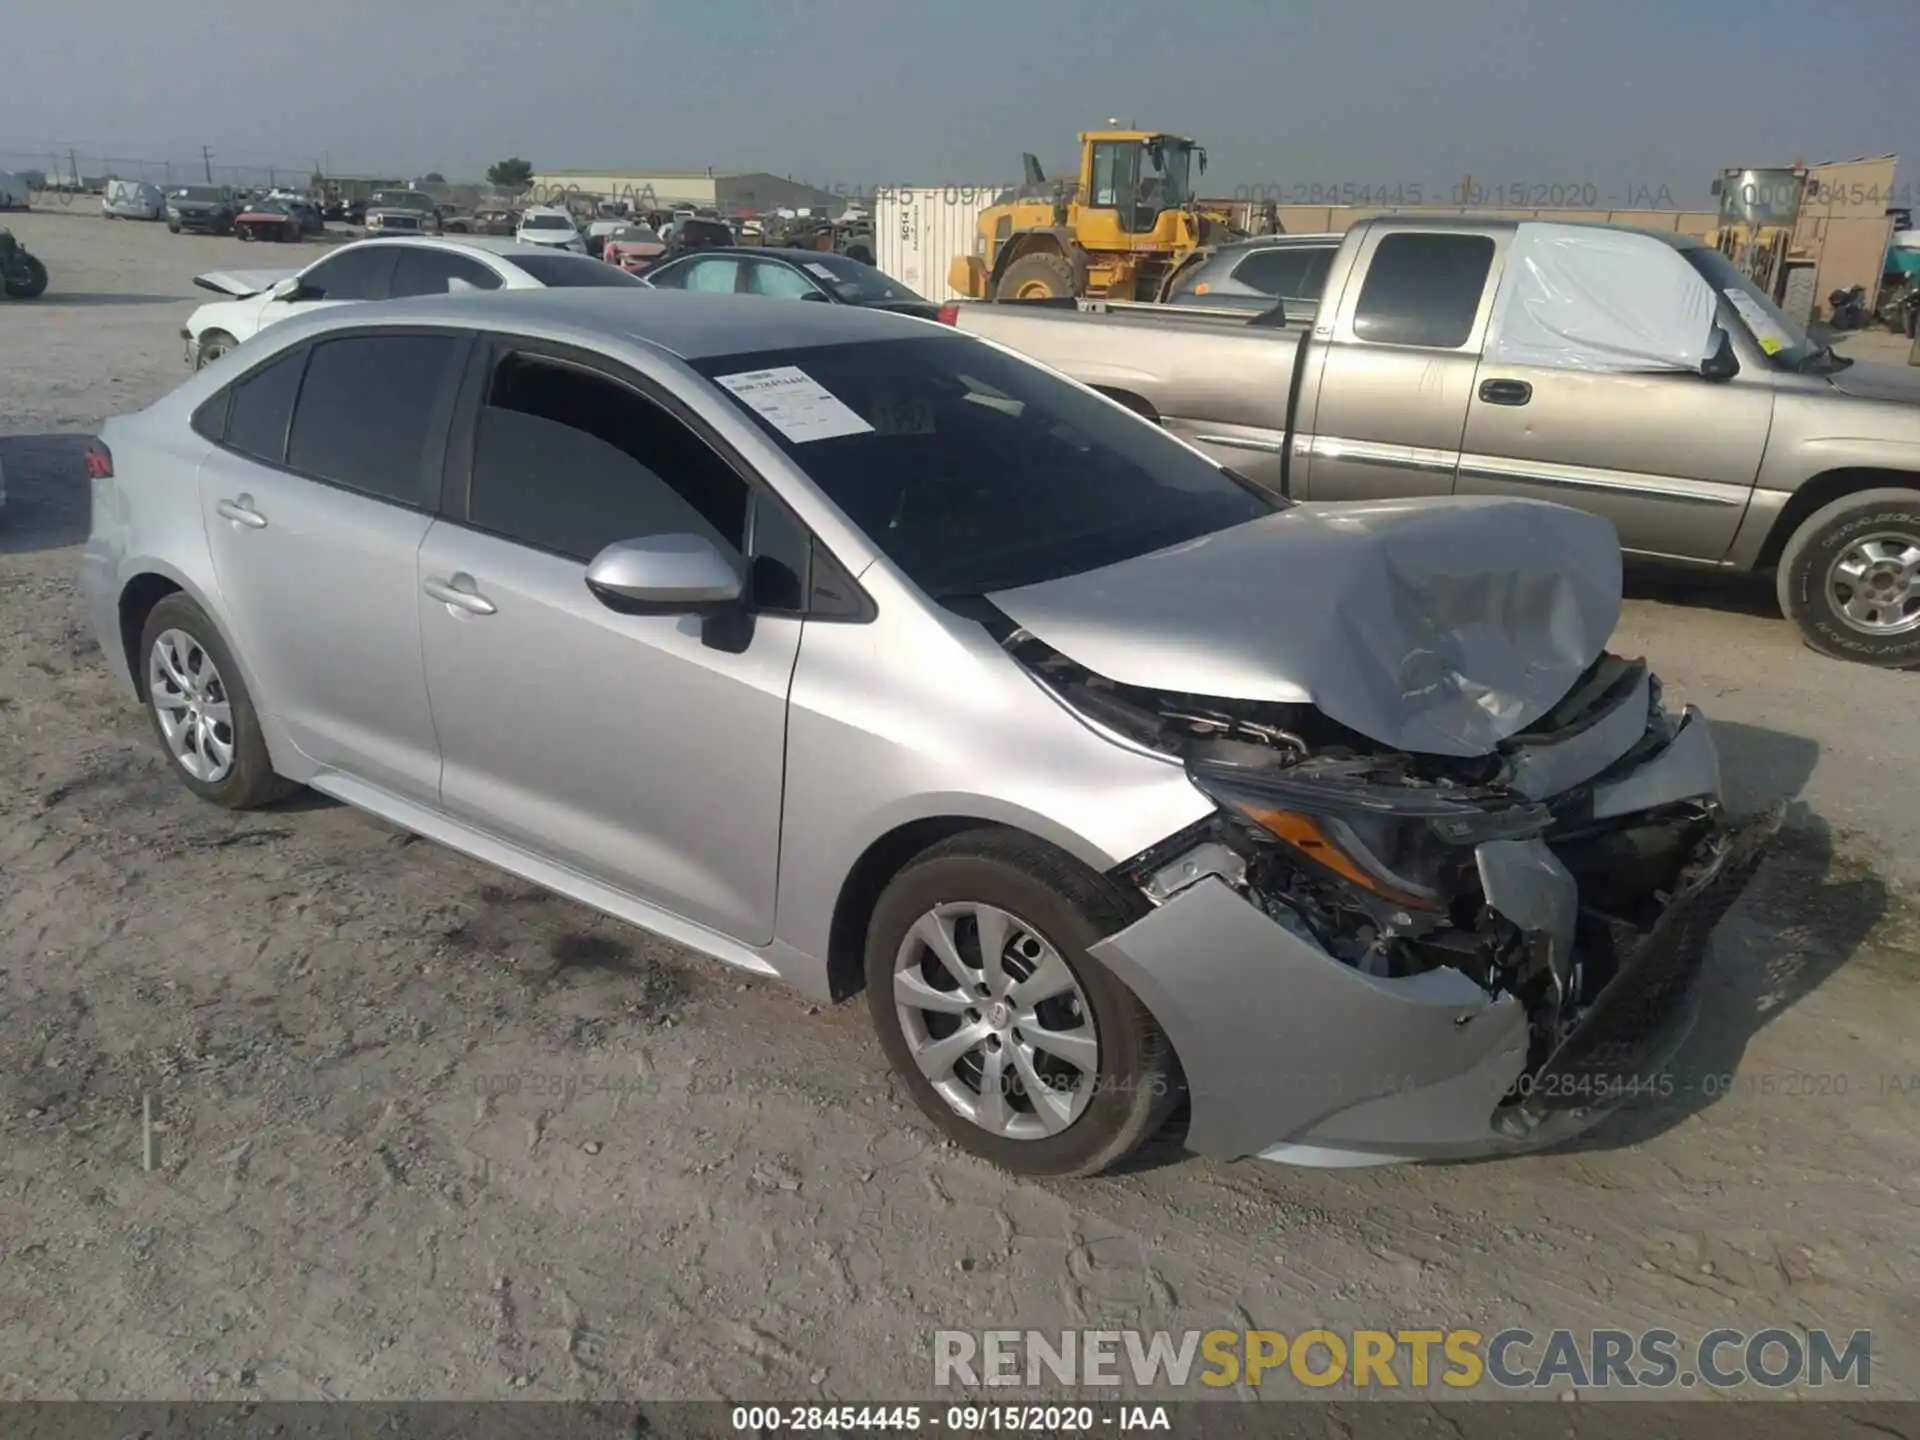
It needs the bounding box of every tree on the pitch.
[486,157,533,190]
[422,171,445,184]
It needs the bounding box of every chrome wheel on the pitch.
[148,629,236,783]
[893,902,1099,1140]
[1826,531,1920,636]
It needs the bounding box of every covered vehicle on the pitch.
[103,179,166,220]
[86,290,1774,1177]
[166,185,239,234]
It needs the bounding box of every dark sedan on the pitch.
[639,246,938,318]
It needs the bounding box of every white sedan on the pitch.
[182,235,637,369]
[514,206,587,253]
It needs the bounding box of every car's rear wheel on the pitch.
[1778,488,1920,666]
[864,830,1179,1176]
[138,595,294,808]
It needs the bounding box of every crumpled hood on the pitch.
[194,269,297,298]
[989,495,1623,757]
[1824,361,1920,407]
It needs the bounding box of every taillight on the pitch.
[935,303,959,326]
[85,441,114,480]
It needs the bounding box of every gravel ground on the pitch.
[2,208,1918,1405]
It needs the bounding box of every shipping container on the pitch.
[873,185,1004,300]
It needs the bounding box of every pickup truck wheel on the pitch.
[1777,489,1920,666]
[864,830,1179,1177]
[995,252,1077,302]
[167,219,181,234]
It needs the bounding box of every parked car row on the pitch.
[90,278,1778,1179]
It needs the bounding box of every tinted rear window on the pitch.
[285,334,462,506]
[1352,233,1495,348]
[508,253,646,287]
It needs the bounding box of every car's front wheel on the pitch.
[864,830,1180,1176]
[1777,488,1920,666]
[195,330,239,369]
[138,594,294,808]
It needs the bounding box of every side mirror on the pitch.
[799,289,830,302]
[1700,326,1740,381]
[270,276,302,302]
[584,534,743,616]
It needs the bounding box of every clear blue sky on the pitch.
[3,0,1915,203]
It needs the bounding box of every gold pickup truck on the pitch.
[945,215,1920,668]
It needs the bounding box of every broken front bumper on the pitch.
[1090,712,1779,1167]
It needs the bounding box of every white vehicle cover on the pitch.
[1483,222,1718,374]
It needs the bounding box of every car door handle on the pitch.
[423,574,497,616]
[1478,378,1533,406]
[215,496,268,529]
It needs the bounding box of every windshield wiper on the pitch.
[1797,344,1855,374]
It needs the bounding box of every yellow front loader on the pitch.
[948,128,1216,302]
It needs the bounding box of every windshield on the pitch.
[790,252,925,304]
[522,212,574,230]
[371,191,434,210]
[171,186,221,202]
[612,226,660,242]
[1683,246,1823,371]
[693,335,1278,597]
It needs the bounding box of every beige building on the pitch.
[527,169,841,215]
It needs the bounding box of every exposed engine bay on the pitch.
[1002,626,1727,1093]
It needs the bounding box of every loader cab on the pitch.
[1080,130,1203,237]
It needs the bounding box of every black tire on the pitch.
[238,225,256,243]
[995,251,1078,302]
[1776,488,1920,666]
[195,330,239,370]
[137,594,295,808]
[864,829,1179,1177]
[3,255,48,300]
[167,220,181,234]
[1906,304,1919,340]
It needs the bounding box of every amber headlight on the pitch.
[1188,760,1551,911]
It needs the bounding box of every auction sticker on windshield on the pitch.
[713,366,874,442]
[1724,288,1792,355]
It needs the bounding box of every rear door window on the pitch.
[285,333,463,507]
[1351,233,1496,348]
[222,348,308,463]
[389,247,503,296]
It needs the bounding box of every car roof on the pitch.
[268,289,939,360]
[1358,213,1704,250]
[1209,233,1344,251]
[343,234,574,262]
[658,247,851,264]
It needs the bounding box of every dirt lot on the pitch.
[2,208,1918,1405]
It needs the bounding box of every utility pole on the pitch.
[201,145,213,183]
[69,148,80,190]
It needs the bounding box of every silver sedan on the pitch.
[79,290,1774,1176]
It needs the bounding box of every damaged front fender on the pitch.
[1088,876,1530,1161]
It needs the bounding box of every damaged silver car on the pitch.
[82,292,1776,1178]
